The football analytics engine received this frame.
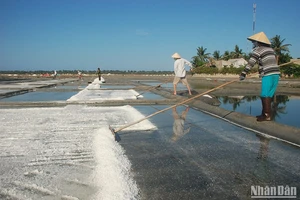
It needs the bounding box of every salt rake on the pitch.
[110,61,293,140]
[109,79,237,139]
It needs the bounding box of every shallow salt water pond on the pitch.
[0,91,78,101]
[217,95,300,128]
[1,78,300,199]
[0,83,165,101]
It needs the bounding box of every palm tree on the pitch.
[213,50,222,60]
[231,98,242,110]
[271,95,289,120]
[191,56,204,68]
[271,35,291,64]
[243,96,259,102]
[231,45,244,59]
[218,96,229,104]
[193,46,211,63]
[222,50,231,61]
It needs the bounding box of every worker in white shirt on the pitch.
[171,52,193,96]
[53,70,57,79]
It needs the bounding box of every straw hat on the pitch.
[171,52,181,59]
[247,32,271,45]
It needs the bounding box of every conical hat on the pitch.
[171,52,181,59]
[247,32,271,45]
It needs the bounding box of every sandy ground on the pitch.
[91,74,300,96]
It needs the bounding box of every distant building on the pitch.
[214,58,248,69]
[228,58,248,68]
[214,60,231,70]
[291,59,300,65]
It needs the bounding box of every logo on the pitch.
[251,185,297,199]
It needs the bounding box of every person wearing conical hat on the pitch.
[239,32,280,122]
[171,52,193,96]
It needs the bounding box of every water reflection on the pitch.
[253,134,271,184]
[271,95,288,120]
[256,135,270,160]
[216,95,300,128]
[171,106,191,142]
[218,95,289,113]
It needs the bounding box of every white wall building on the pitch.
[228,58,248,68]
[214,58,248,69]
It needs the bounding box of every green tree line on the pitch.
[191,35,300,77]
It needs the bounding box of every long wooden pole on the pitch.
[278,61,294,67]
[111,61,293,134]
[113,79,237,133]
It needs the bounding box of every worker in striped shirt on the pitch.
[239,32,280,122]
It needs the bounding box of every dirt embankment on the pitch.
[188,76,300,96]
[99,74,300,96]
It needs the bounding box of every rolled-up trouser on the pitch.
[173,76,189,85]
[260,74,279,97]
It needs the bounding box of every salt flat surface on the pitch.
[119,105,300,199]
[0,83,36,89]
[1,77,300,199]
[67,89,141,101]
[0,79,76,90]
[0,89,18,94]
[67,78,142,102]
[0,105,156,199]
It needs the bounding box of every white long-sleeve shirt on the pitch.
[174,58,193,77]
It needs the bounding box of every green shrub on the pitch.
[193,65,258,75]
[193,67,218,75]
[280,64,300,78]
[220,65,248,74]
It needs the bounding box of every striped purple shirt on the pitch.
[243,46,280,77]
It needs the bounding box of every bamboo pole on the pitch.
[110,61,293,135]
[112,79,237,133]
[278,61,294,67]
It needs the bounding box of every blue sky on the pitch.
[1,0,299,71]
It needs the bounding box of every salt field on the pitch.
[0,105,156,200]
[2,0,300,198]
[0,77,300,199]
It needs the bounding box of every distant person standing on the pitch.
[171,52,193,96]
[53,70,57,79]
[96,67,101,81]
[78,70,82,80]
[239,32,280,122]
